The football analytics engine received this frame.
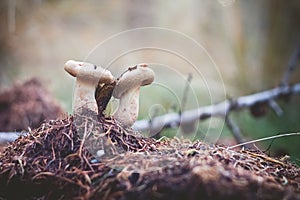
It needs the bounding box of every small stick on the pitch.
[280,44,300,87]
[180,73,193,114]
[225,115,245,144]
[268,99,283,116]
[240,150,286,166]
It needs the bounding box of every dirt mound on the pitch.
[0,78,63,131]
[0,116,299,200]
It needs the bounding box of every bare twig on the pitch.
[268,99,283,116]
[225,115,245,144]
[133,83,300,132]
[180,73,192,114]
[280,44,300,87]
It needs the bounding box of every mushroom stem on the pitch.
[112,64,154,127]
[64,60,115,115]
[113,87,140,127]
[73,76,100,113]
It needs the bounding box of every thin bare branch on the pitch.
[180,73,192,114]
[225,115,245,144]
[268,99,283,116]
[280,44,300,86]
[133,83,300,132]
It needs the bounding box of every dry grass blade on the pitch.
[228,132,300,149]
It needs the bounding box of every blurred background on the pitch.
[0,0,300,163]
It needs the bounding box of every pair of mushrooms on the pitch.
[64,60,154,128]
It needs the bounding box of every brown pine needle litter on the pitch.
[0,116,299,200]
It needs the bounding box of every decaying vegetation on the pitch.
[0,116,299,200]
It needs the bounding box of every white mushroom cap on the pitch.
[64,60,114,114]
[113,64,154,99]
[113,64,155,127]
[64,60,114,83]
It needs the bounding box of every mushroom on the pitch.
[113,64,155,127]
[64,60,115,114]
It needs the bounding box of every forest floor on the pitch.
[0,115,299,200]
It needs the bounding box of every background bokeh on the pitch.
[0,0,300,164]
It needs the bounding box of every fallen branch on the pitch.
[0,83,299,144]
[1,45,300,144]
[133,83,300,132]
[0,132,26,143]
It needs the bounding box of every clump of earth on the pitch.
[0,78,63,132]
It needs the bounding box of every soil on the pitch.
[0,78,63,132]
[0,116,299,200]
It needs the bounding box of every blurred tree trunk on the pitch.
[0,0,16,86]
[262,0,300,86]
[0,0,42,87]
